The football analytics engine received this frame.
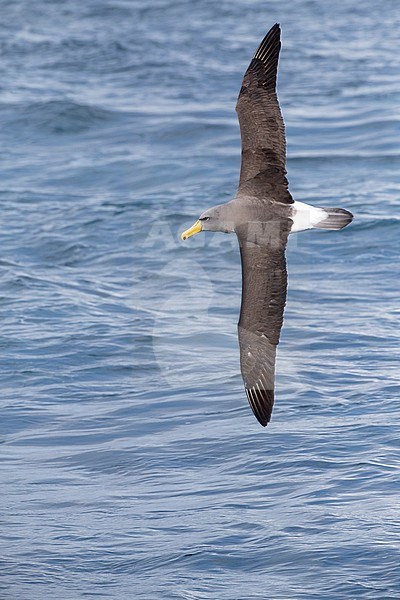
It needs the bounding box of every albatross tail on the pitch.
[313,207,353,230]
[291,201,353,233]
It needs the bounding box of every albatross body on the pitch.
[181,24,353,427]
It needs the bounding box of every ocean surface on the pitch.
[1,1,400,598]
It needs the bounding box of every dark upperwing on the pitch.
[235,24,293,205]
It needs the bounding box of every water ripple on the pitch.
[0,1,399,599]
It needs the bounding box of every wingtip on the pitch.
[269,23,281,37]
[255,412,270,427]
[272,23,281,42]
[252,23,282,66]
[245,386,273,427]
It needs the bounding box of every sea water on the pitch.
[1,1,400,598]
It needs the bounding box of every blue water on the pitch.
[1,1,400,598]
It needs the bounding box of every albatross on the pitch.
[181,24,353,427]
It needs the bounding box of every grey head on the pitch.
[181,203,235,239]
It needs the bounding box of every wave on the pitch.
[3,99,120,135]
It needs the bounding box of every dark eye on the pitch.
[200,216,210,221]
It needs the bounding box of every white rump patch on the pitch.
[290,201,327,233]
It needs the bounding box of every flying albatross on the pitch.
[181,24,353,427]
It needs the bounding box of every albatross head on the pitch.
[181,205,234,240]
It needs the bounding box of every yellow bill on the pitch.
[181,219,202,241]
